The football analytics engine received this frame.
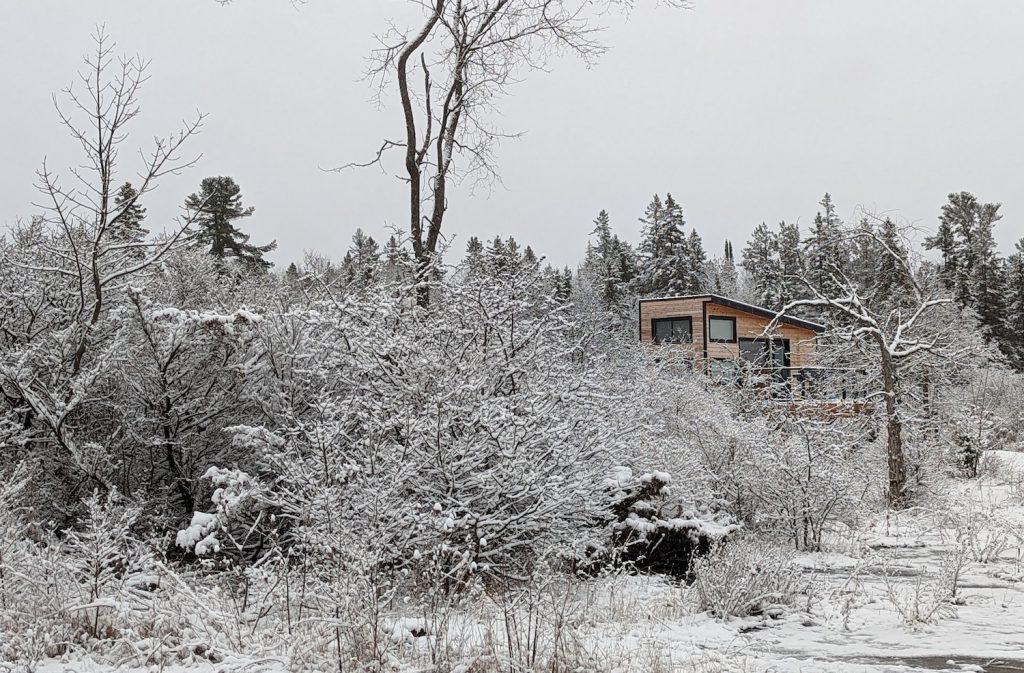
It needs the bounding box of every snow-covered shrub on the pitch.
[181,268,630,593]
[62,491,160,642]
[601,467,739,577]
[691,539,807,620]
[881,542,968,626]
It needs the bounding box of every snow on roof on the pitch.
[638,293,827,333]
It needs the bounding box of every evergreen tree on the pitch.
[776,221,804,306]
[802,193,848,300]
[382,234,412,284]
[634,194,688,296]
[551,266,573,303]
[522,245,539,268]
[185,176,277,270]
[109,182,149,250]
[741,222,781,308]
[343,228,380,289]
[285,262,300,283]
[1007,238,1024,368]
[464,236,485,277]
[584,209,625,311]
[971,212,1008,347]
[924,213,958,293]
[685,228,707,292]
[928,192,1008,350]
[870,217,914,307]
[706,240,739,297]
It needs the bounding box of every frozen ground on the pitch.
[34,451,1024,673]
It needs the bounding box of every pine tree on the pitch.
[741,222,781,308]
[185,176,277,270]
[924,214,958,293]
[285,262,300,283]
[971,212,1008,347]
[928,192,1008,350]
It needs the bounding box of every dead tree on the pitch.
[343,0,687,304]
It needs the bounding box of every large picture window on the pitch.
[652,317,692,343]
[708,316,737,343]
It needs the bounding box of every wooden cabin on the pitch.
[638,294,826,395]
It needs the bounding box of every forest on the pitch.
[3,7,1024,673]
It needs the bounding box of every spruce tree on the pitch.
[382,235,411,283]
[185,176,277,271]
[685,228,706,292]
[1007,238,1024,368]
[740,222,781,308]
[343,228,380,289]
[464,236,485,277]
[522,245,538,268]
[585,209,625,311]
[872,218,914,306]
[802,193,847,300]
[776,221,804,306]
[109,182,149,256]
[634,194,687,296]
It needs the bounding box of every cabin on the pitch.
[639,294,827,397]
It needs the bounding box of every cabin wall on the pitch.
[703,302,817,367]
[639,298,818,367]
[638,298,705,358]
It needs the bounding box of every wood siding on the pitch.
[639,297,705,359]
[639,297,818,367]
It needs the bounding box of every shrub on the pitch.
[691,539,807,619]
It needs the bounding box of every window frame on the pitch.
[707,315,738,343]
[651,316,693,344]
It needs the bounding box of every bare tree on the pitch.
[342,0,687,304]
[0,29,205,496]
[770,219,977,508]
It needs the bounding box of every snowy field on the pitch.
[29,451,1024,673]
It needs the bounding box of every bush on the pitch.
[601,467,739,578]
[691,539,807,620]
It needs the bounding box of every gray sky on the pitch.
[2,1,1022,269]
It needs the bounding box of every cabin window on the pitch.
[708,358,740,383]
[708,316,737,343]
[651,317,692,343]
[739,338,787,368]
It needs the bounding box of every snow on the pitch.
[174,511,218,550]
[35,451,1024,673]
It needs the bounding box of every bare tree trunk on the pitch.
[879,341,907,507]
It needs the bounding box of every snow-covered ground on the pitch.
[35,451,1024,673]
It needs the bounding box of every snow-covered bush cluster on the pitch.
[0,211,904,668]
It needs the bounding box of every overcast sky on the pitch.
[2,1,1022,269]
